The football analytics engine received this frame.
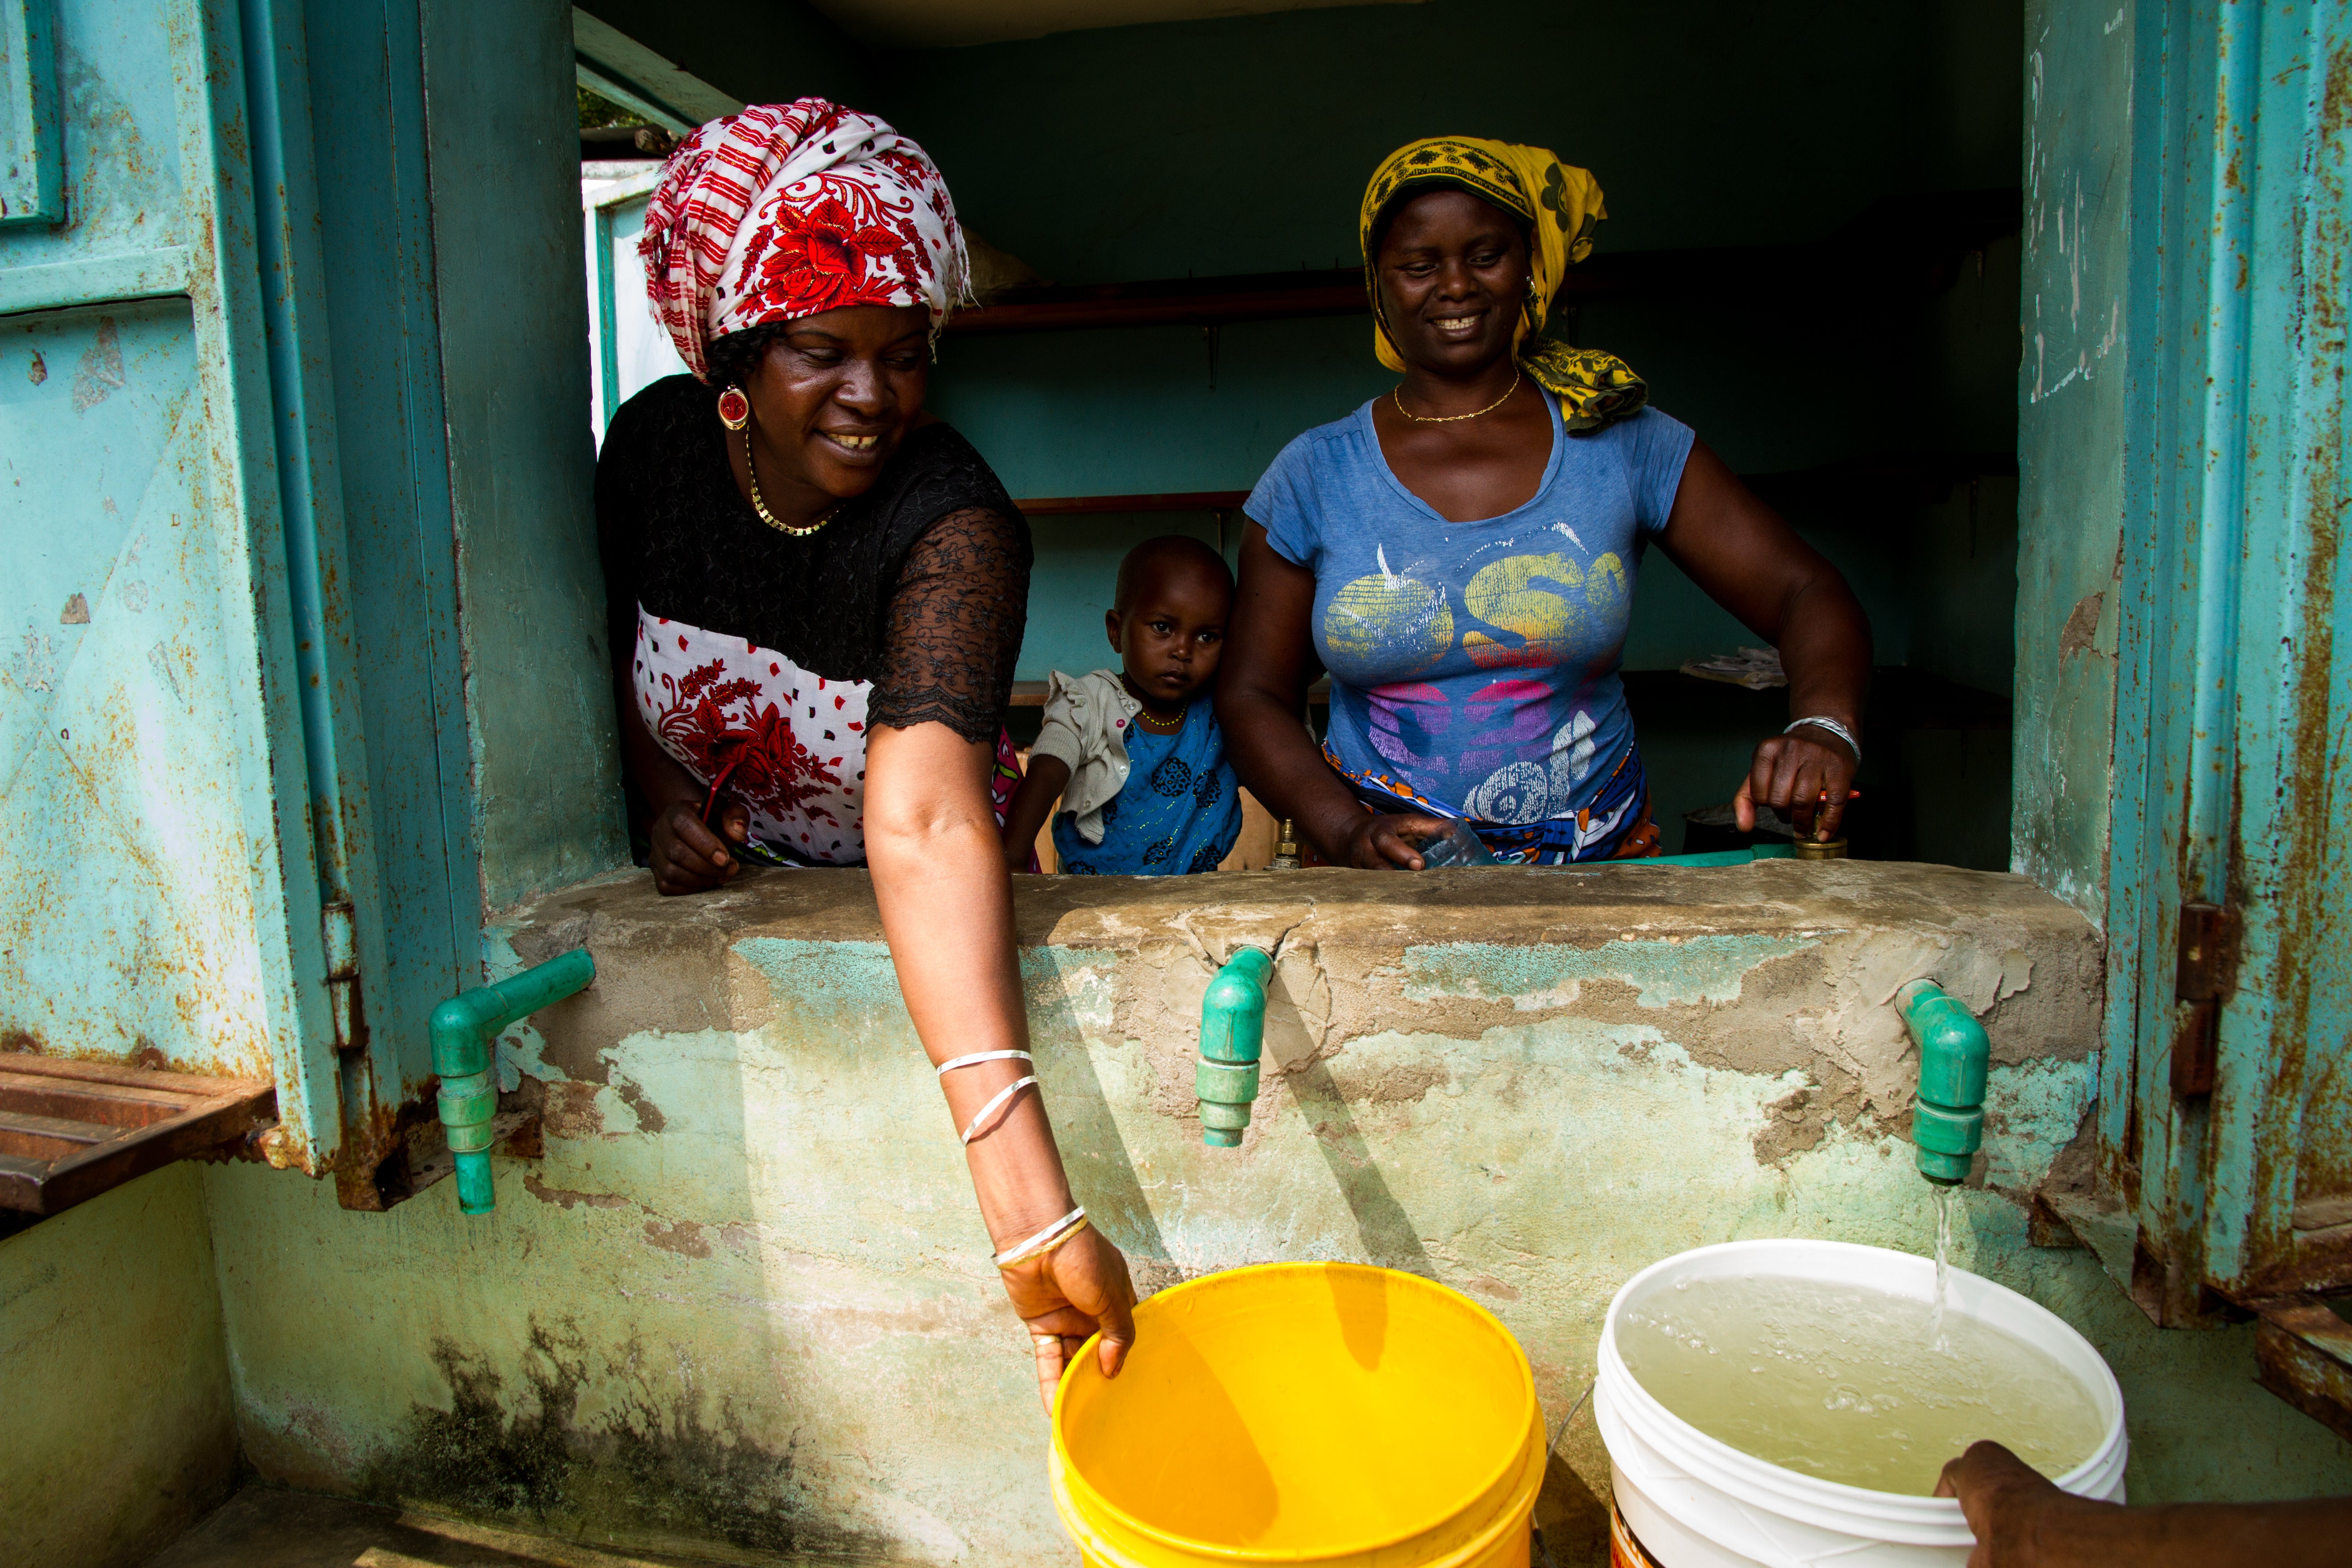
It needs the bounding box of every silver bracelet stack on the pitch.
[939,1052,1082,1269]
[1784,715,1862,766]
[936,1049,1037,1145]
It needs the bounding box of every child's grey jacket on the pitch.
[1030,669,1143,845]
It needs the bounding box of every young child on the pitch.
[1003,536,1243,875]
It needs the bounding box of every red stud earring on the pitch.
[717,386,750,430]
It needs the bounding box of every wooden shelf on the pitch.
[0,1053,274,1220]
[1010,455,2016,525]
[1010,676,1329,708]
[954,270,1365,335]
[1743,451,2019,508]
[2254,1293,2352,1444]
[1016,490,1249,516]
[950,190,2020,337]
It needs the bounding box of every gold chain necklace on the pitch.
[1392,367,1520,425]
[742,429,841,538]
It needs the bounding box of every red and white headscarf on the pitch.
[640,99,969,382]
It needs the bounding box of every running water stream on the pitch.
[1929,1186,1953,1350]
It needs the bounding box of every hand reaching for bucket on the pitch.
[1937,1439,2352,1567]
[1000,1225,1137,1413]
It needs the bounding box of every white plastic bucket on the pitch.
[1594,1240,2127,1568]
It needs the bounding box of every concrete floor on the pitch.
[137,1489,765,1568]
[142,1481,1602,1568]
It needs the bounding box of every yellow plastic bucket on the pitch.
[1051,1263,1545,1568]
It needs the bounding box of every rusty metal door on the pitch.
[1,0,474,1202]
[2107,0,2352,1367]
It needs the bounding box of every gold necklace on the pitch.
[742,429,841,538]
[1392,367,1520,425]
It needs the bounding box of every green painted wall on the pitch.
[2012,1,2129,918]
[0,1167,237,1568]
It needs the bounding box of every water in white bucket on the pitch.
[1616,1271,2107,1494]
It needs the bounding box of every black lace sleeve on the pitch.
[871,504,1031,741]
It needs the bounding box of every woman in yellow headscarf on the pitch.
[1218,136,1872,867]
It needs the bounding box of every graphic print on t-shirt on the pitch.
[1319,541,1630,825]
[1247,397,1695,858]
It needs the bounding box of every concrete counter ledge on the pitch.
[497,861,2102,1218]
[213,860,2342,1564]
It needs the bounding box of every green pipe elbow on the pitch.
[1898,978,1989,1186]
[431,946,595,1215]
[1197,948,1272,1148]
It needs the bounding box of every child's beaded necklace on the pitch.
[1121,673,1186,734]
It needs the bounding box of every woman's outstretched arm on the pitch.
[868,503,1134,1410]
[1217,521,1451,868]
[865,720,1136,1408]
[1653,440,1873,841]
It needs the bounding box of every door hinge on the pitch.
[2172,901,2230,1096]
[321,899,361,1055]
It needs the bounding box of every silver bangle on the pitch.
[936,1049,1031,1077]
[994,1205,1086,1268]
[1784,715,1861,766]
[957,1076,1037,1145]
[936,1050,1039,1144]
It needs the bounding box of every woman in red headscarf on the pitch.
[599,99,1133,1408]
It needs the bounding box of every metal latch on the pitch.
[2171,901,2230,1096]
[321,899,360,1055]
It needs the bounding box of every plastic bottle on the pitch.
[1411,819,1499,867]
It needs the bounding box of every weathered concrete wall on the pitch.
[0,1165,238,1568]
[201,868,2349,1564]
[2014,0,2131,919]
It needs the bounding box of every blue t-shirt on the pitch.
[1245,396,1695,862]
[1054,696,1243,875]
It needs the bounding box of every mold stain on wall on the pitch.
[367,1320,889,1558]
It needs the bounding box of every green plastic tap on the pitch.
[431,946,596,1214]
[1898,978,1989,1186]
[1196,948,1272,1147]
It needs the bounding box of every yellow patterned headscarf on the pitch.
[1361,137,1646,431]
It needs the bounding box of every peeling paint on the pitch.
[732,936,899,1012]
[1404,934,1816,1010]
[641,1218,710,1258]
[521,1174,627,1211]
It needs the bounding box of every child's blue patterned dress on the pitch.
[1053,696,1242,875]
